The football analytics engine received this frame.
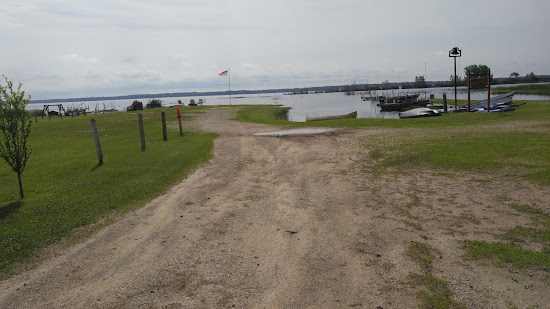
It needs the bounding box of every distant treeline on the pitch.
[30,89,291,104]
[336,74,550,94]
[31,75,550,104]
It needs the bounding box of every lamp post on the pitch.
[449,47,461,110]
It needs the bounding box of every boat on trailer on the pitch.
[305,111,357,122]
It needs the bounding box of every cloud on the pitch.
[1,0,549,100]
[0,3,38,28]
[59,53,100,64]
[118,65,161,82]
[242,63,260,70]
[174,53,187,63]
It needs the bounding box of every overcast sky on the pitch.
[1,0,549,99]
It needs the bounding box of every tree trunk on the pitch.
[17,172,24,199]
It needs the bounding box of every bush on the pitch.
[146,99,162,109]
[30,109,44,117]
[126,100,143,111]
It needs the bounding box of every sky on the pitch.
[1,0,549,100]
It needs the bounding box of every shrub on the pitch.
[146,99,162,109]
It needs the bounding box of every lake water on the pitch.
[27,84,549,122]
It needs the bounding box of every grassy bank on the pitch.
[491,83,550,96]
[0,107,216,276]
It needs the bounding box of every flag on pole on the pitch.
[219,70,228,76]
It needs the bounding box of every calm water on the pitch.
[27,84,550,122]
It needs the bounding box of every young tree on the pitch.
[464,64,493,82]
[525,72,538,82]
[0,75,33,199]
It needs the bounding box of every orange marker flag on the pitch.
[176,105,182,118]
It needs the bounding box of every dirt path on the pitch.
[1,107,549,308]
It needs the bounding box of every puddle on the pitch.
[253,128,334,136]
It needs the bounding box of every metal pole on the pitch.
[454,57,457,110]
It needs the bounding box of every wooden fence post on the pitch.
[161,111,167,141]
[443,93,447,114]
[138,113,146,151]
[90,118,103,164]
[176,105,183,136]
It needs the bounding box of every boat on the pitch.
[378,93,420,104]
[305,111,357,122]
[460,91,515,110]
[399,107,441,118]
[360,91,378,101]
[378,99,430,112]
[475,105,517,113]
[375,93,430,111]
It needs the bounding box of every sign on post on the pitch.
[470,78,487,89]
[467,69,491,111]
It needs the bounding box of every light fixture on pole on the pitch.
[449,47,461,110]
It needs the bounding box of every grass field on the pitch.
[0,107,216,276]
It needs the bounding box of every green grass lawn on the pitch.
[0,107,215,276]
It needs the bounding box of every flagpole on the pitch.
[229,67,231,105]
